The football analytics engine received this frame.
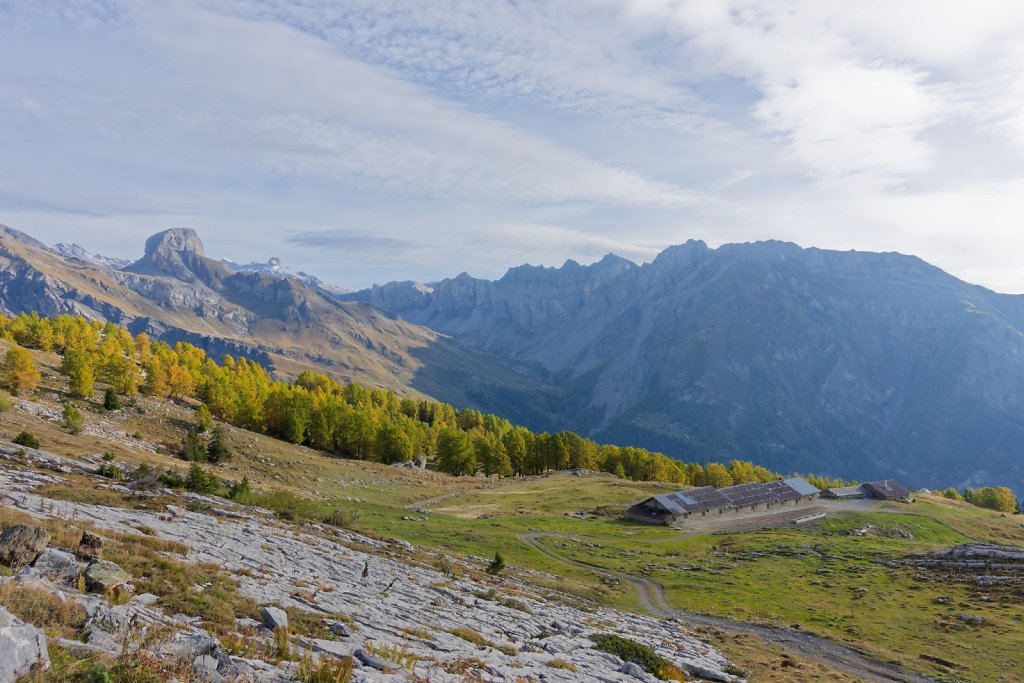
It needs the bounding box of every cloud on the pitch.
[1,1,1023,293]
[288,228,414,253]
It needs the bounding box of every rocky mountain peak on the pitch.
[143,228,205,259]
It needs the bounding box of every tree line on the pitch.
[0,312,874,487]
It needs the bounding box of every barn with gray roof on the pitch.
[627,477,820,525]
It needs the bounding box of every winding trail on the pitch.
[521,532,937,683]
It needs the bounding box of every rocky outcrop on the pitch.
[0,458,737,683]
[0,524,50,568]
[0,605,49,683]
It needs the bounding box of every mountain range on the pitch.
[1,223,1023,492]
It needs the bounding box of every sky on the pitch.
[1,1,1023,292]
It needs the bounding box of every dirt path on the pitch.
[520,532,937,683]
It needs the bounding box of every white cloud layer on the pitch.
[0,0,1022,291]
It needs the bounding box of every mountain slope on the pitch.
[0,225,531,395]
[349,240,1024,491]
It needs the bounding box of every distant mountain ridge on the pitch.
[0,225,522,396]
[348,239,1024,492]
[2,222,1023,492]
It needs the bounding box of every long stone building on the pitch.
[627,477,820,525]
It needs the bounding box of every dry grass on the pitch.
[0,582,87,638]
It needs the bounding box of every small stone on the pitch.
[0,524,50,568]
[956,613,985,625]
[260,606,288,631]
[0,605,50,683]
[77,531,104,560]
[327,621,351,638]
[83,559,131,592]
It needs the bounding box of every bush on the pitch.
[62,403,85,434]
[486,551,505,575]
[227,476,252,500]
[13,431,40,449]
[591,633,677,679]
[103,386,122,411]
[186,463,220,494]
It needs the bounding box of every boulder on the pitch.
[260,606,288,631]
[83,559,131,592]
[0,605,49,683]
[31,548,80,584]
[77,531,103,560]
[0,524,50,568]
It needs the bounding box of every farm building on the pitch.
[627,477,820,525]
[821,479,912,502]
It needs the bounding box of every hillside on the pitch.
[1,343,1022,681]
[349,240,1024,492]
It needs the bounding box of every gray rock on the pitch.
[77,531,103,560]
[84,559,131,592]
[353,648,394,672]
[683,663,733,682]
[260,606,288,631]
[131,593,160,606]
[31,548,80,584]
[957,613,986,625]
[193,654,223,682]
[156,633,218,659]
[0,605,49,683]
[84,629,123,657]
[618,661,648,680]
[326,620,351,638]
[0,524,50,568]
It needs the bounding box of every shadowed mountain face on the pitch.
[349,240,1024,492]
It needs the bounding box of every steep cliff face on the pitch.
[351,241,1024,491]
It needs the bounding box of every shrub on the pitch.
[0,390,12,412]
[591,633,678,680]
[186,463,220,494]
[62,403,85,434]
[103,386,122,411]
[13,431,40,449]
[486,551,505,575]
[227,476,252,501]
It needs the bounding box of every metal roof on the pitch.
[638,477,820,516]
[783,477,820,497]
[863,480,911,499]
